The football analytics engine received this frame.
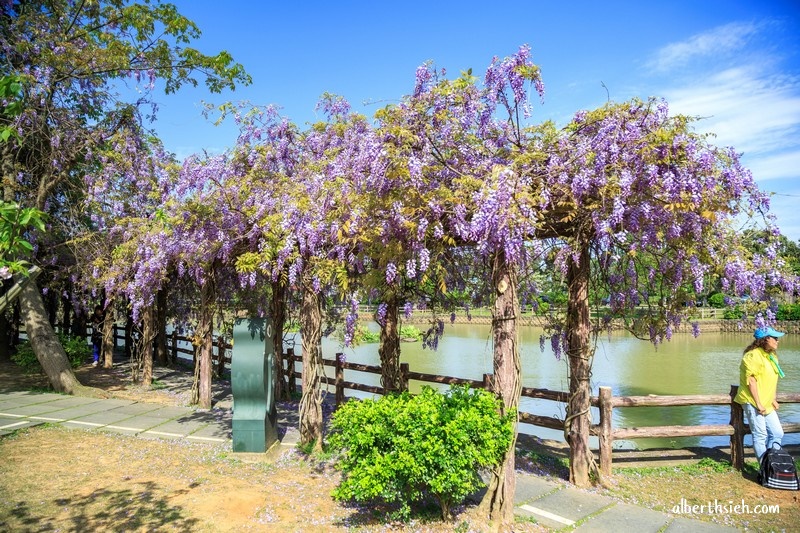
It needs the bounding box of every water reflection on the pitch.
[303,322,800,450]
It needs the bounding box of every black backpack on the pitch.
[758,444,799,490]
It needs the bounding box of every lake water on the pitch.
[293,322,800,451]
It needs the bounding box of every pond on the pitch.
[298,322,800,451]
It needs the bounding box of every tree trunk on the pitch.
[71,304,87,340]
[141,306,154,387]
[0,278,13,359]
[19,281,86,394]
[124,311,133,360]
[0,312,10,361]
[480,253,521,528]
[270,280,288,400]
[45,285,58,327]
[155,287,168,366]
[11,301,20,347]
[298,281,323,452]
[101,298,115,368]
[378,292,403,393]
[191,277,214,409]
[61,288,72,335]
[565,243,597,487]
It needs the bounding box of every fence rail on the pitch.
[105,325,798,471]
[111,325,231,372]
[281,351,799,472]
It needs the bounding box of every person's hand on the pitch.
[772,400,779,411]
[757,404,766,415]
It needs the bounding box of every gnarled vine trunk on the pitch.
[270,280,288,400]
[298,281,323,452]
[564,243,598,487]
[378,292,403,393]
[192,276,215,409]
[141,305,154,387]
[101,297,115,368]
[155,287,169,366]
[480,253,521,528]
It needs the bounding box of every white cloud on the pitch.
[647,22,762,73]
[744,150,800,182]
[662,66,800,157]
[645,21,800,240]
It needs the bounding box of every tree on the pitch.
[0,0,249,393]
[532,98,797,486]
[375,47,796,500]
[367,48,547,528]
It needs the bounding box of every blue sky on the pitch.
[144,1,800,241]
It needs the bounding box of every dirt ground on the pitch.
[0,359,798,532]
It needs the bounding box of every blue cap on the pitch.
[754,327,786,339]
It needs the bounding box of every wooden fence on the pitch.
[111,325,232,375]
[282,350,800,472]
[594,387,800,474]
[105,326,798,472]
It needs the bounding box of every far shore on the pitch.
[390,314,800,335]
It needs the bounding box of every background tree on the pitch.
[0,0,249,393]
[533,98,797,486]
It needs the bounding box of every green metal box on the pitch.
[231,317,278,452]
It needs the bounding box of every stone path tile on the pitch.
[514,473,560,504]
[572,502,669,532]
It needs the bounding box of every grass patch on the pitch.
[520,449,570,478]
[614,457,735,476]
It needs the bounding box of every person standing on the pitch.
[734,327,786,460]
[90,305,104,367]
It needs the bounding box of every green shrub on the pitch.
[399,324,421,340]
[776,303,800,320]
[358,327,380,343]
[328,385,514,521]
[530,298,550,315]
[11,333,92,374]
[346,325,420,345]
[708,293,726,308]
[722,306,744,320]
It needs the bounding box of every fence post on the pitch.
[598,386,613,477]
[483,373,493,393]
[400,362,409,392]
[124,315,133,359]
[170,330,178,364]
[216,336,226,376]
[730,384,745,470]
[286,348,296,396]
[335,353,344,406]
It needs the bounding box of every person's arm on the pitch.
[747,375,766,414]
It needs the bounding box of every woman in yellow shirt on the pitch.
[734,327,786,460]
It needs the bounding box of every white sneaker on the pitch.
[92,361,98,367]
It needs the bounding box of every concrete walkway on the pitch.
[0,389,738,532]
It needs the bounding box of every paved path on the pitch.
[0,390,738,532]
